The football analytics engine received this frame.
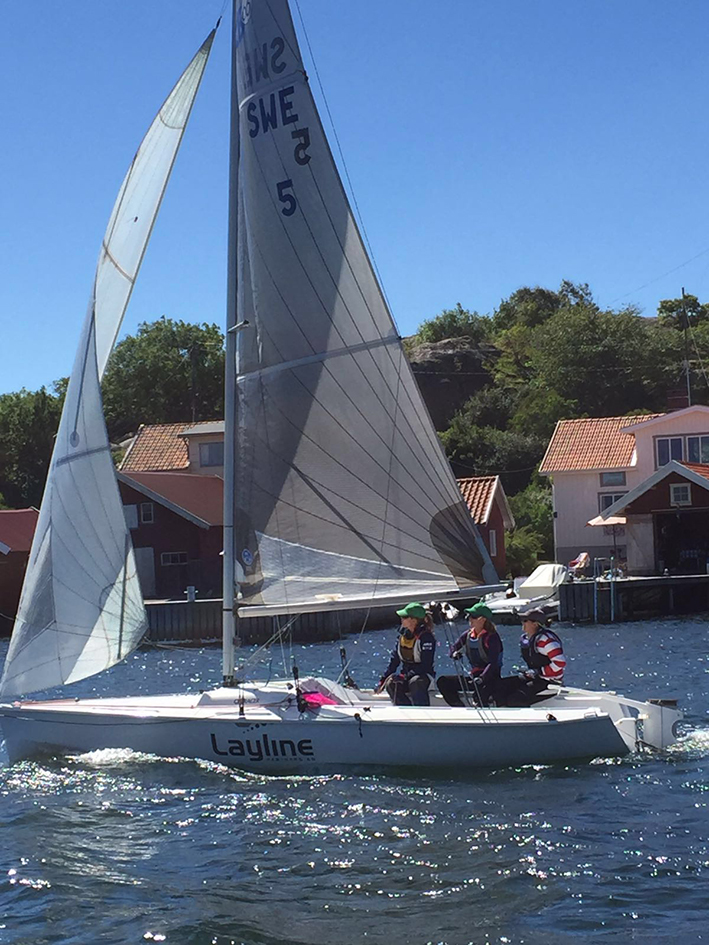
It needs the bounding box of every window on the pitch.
[599,492,627,513]
[687,435,709,464]
[657,437,683,466]
[123,504,138,529]
[489,529,497,557]
[600,471,626,487]
[161,552,188,566]
[670,483,691,506]
[199,441,224,467]
[140,502,154,524]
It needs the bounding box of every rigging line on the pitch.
[371,343,407,609]
[687,321,709,390]
[608,245,709,304]
[292,0,394,316]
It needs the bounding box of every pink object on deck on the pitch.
[301,691,340,707]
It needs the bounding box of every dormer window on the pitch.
[687,435,709,464]
[656,437,683,467]
[199,441,224,467]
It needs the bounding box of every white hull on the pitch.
[0,677,675,773]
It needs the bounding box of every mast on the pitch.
[222,0,240,686]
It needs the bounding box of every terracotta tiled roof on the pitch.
[0,508,39,553]
[539,414,665,473]
[457,476,498,524]
[120,423,191,472]
[120,472,223,526]
[680,462,709,482]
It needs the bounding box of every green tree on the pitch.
[102,318,225,438]
[529,304,673,416]
[0,387,64,507]
[415,303,492,345]
[505,526,543,578]
[440,420,545,494]
[508,476,554,560]
[657,293,709,330]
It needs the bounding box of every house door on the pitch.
[655,510,709,574]
[134,547,156,598]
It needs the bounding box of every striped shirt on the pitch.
[534,631,566,681]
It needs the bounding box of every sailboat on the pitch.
[0,1,681,772]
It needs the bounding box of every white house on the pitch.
[540,405,709,574]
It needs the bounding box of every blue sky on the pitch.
[3,0,709,395]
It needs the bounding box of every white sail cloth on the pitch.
[231,1,496,616]
[0,32,215,696]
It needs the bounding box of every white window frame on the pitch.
[599,492,627,513]
[656,436,684,467]
[686,435,709,464]
[488,529,497,557]
[160,552,188,566]
[140,502,154,524]
[670,483,691,507]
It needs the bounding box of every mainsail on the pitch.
[232,1,496,616]
[0,31,216,696]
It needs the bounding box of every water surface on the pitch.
[1,618,708,944]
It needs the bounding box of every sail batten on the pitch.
[0,32,216,698]
[231,0,496,613]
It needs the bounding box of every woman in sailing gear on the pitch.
[496,608,566,706]
[436,602,503,707]
[379,602,436,706]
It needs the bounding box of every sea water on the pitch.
[1,618,708,945]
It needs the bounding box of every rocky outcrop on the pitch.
[406,337,496,430]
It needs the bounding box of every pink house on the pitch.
[541,405,709,574]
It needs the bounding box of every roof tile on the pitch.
[539,414,665,473]
[120,423,191,472]
[457,476,497,524]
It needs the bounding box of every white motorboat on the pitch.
[484,563,568,619]
[0,0,681,772]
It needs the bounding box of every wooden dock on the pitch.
[559,574,709,623]
[144,598,398,645]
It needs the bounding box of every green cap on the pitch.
[463,602,493,619]
[396,602,427,619]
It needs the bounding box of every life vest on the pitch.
[465,629,503,670]
[520,628,563,670]
[397,625,426,666]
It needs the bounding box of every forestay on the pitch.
[232,1,496,616]
[0,32,216,696]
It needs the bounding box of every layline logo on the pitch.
[210,731,314,761]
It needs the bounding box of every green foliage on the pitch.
[508,477,554,560]
[440,420,546,495]
[657,293,709,330]
[0,387,64,508]
[102,318,225,438]
[454,386,518,431]
[415,303,492,345]
[505,526,543,578]
[528,303,673,416]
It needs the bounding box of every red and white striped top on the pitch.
[535,631,566,681]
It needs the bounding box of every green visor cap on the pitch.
[463,602,494,619]
[396,602,427,619]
